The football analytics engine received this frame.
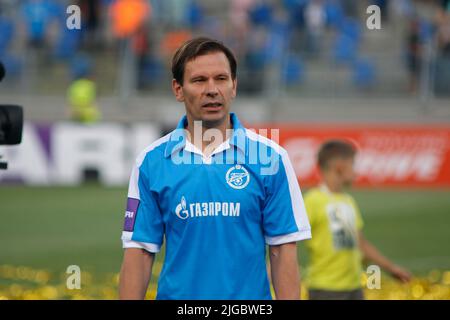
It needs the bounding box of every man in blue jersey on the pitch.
[118,37,311,300]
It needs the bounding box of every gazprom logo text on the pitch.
[175,196,240,220]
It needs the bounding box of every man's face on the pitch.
[172,51,237,128]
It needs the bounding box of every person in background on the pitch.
[21,0,57,49]
[304,0,326,58]
[132,24,150,90]
[372,0,390,22]
[441,0,450,13]
[437,1,450,57]
[77,0,102,49]
[67,63,100,124]
[406,17,422,94]
[303,139,412,300]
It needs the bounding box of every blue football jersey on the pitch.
[121,113,311,299]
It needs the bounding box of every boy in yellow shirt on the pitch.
[304,140,412,300]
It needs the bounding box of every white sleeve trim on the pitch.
[280,150,312,234]
[122,239,161,253]
[265,229,312,245]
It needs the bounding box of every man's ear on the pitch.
[231,78,237,99]
[172,79,184,102]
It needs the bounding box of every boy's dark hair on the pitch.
[317,140,356,170]
[171,37,237,85]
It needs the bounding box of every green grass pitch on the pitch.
[1,185,449,283]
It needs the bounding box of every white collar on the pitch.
[184,139,232,164]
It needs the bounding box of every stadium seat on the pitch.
[54,28,82,60]
[282,0,304,10]
[324,0,345,28]
[140,57,164,86]
[249,3,273,26]
[264,20,291,63]
[245,49,266,70]
[333,33,358,64]
[21,0,58,44]
[352,58,376,88]
[419,19,435,43]
[0,54,22,78]
[339,17,361,42]
[284,0,307,29]
[186,1,204,28]
[433,56,450,97]
[70,55,93,80]
[282,54,305,85]
[0,18,14,55]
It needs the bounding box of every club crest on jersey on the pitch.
[226,165,250,190]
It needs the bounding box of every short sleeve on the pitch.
[121,159,164,253]
[262,150,311,245]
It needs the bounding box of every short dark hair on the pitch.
[171,37,237,85]
[317,139,356,170]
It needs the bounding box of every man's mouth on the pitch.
[202,102,223,109]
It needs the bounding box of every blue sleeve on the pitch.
[121,157,164,253]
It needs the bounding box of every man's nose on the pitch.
[205,79,218,97]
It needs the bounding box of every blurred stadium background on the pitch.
[0,0,450,299]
